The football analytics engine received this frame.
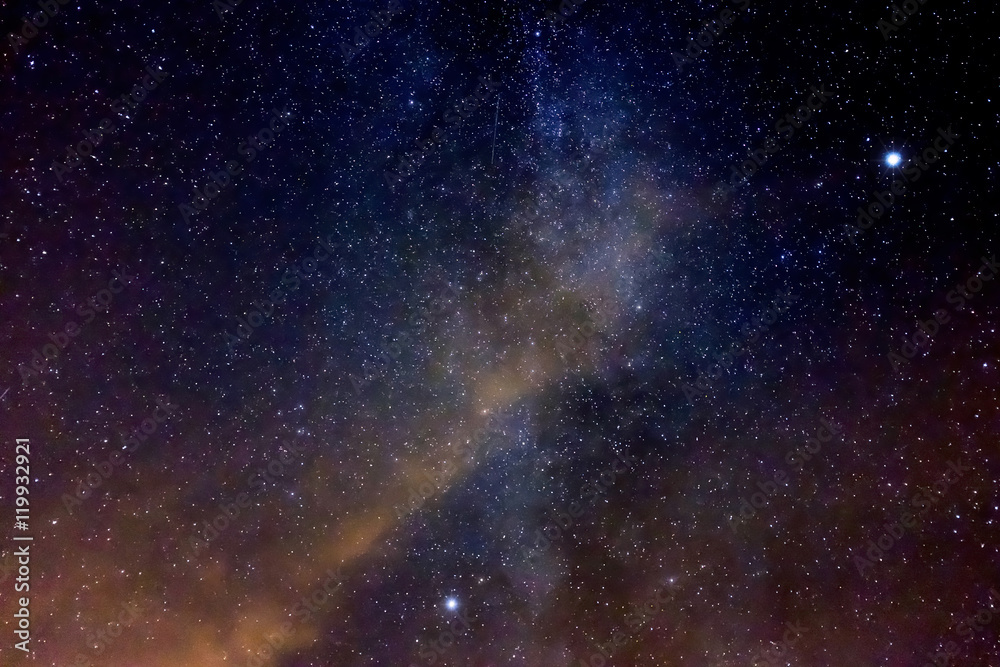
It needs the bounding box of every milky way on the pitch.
[0,0,996,666]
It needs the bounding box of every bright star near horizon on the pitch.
[886,152,902,167]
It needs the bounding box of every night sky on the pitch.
[1,0,998,665]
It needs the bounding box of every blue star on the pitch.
[886,152,902,167]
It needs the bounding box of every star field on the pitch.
[0,0,998,666]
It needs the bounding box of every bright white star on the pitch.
[445,597,459,611]
[886,152,902,167]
